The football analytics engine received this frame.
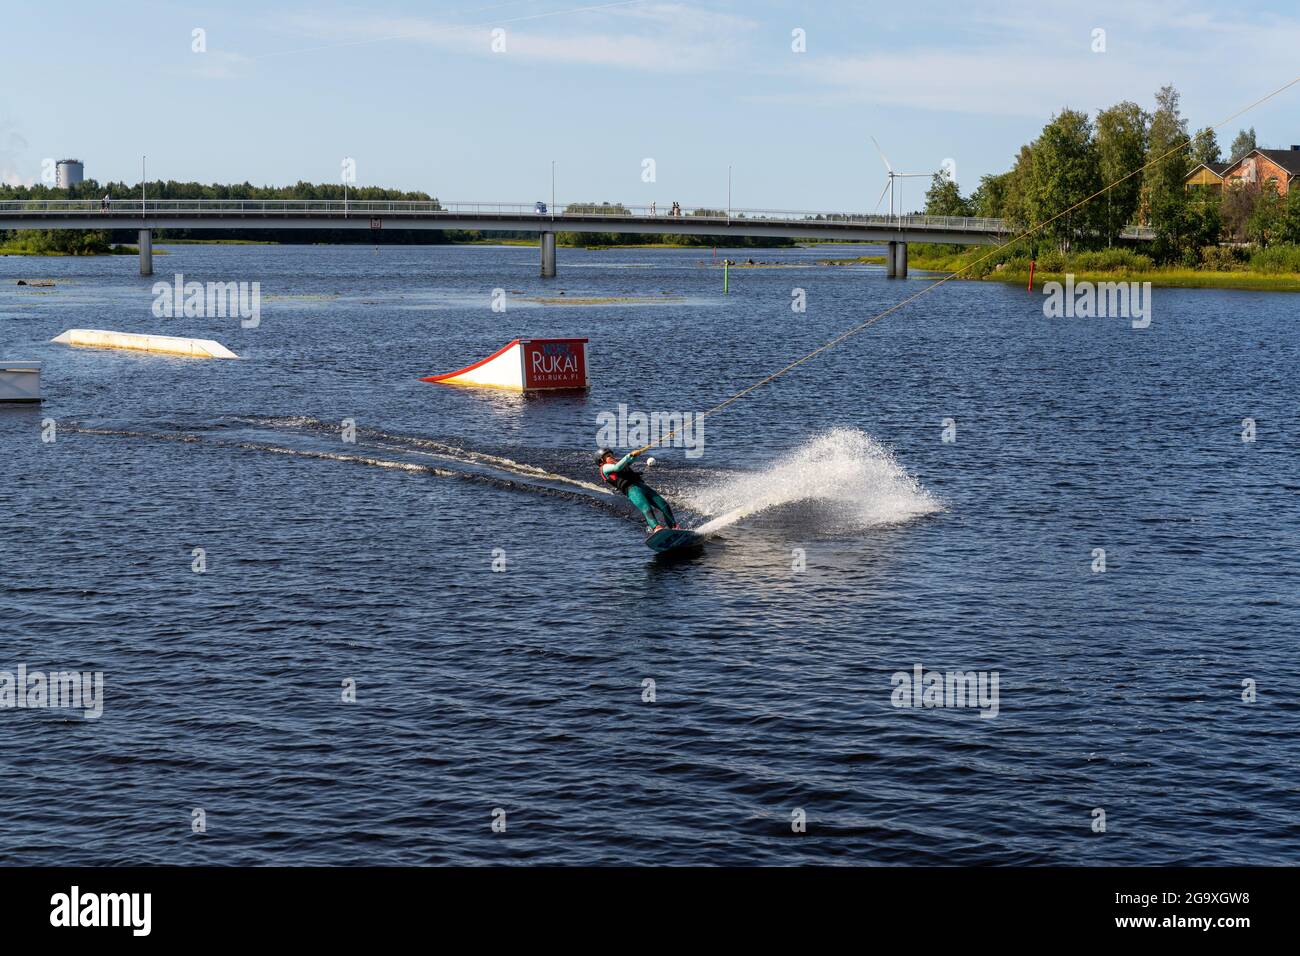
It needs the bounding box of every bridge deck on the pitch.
[0,200,1154,243]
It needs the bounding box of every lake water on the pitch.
[1,242,1297,865]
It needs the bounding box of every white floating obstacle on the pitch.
[421,337,589,391]
[0,361,43,402]
[51,329,238,360]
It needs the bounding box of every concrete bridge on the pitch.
[0,199,1154,278]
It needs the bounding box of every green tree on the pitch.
[1184,197,1222,256]
[923,173,973,216]
[1001,145,1037,237]
[1279,187,1300,244]
[1027,108,1101,252]
[969,171,1011,219]
[1229,127,1257,161]
[1189,126,1221,167]
[1142,84,1192,262]
[1247,187,1284,246]
[1095,101,1148,243]
[3,229,114,254]
[1220,182,1258,242]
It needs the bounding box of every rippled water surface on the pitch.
[2,242,1297,865]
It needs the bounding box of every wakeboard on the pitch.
[645,527,704,553]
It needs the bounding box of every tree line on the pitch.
[0,182,787,251]
[921,85,1300,264]
[0,179,458,248]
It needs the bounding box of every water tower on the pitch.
[55,159,84,188]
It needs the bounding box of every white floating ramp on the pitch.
[51,329,238,359]
[421,337,588,391]
[0,361,42,402]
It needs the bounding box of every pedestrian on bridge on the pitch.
[101,194,110,211]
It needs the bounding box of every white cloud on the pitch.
[261,3,757,72]
[0,123,35,187]
[793,50,1158,119]
[786,1,1300,121]
[187,51,254,80]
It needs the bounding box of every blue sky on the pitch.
[3,0,1299,211]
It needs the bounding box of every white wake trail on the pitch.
[685,428,942,535]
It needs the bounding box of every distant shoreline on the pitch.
[818,254,1300,292]
[1,244,139,257]
[0,235,797,256]
[9,241,1298,289]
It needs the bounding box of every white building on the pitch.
[55,159,84,189]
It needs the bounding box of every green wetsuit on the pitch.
[601,453,676,531]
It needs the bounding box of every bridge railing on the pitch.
[0,199,1016,233]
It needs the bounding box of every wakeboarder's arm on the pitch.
[602,452,637,476]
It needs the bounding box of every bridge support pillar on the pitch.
[540,231,556,277]
[138,229,153,277]
[895,241,908,279]
[886,241,897,278]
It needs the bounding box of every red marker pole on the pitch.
[1027,259,1036,292]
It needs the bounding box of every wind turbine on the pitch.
[871,137,931,220]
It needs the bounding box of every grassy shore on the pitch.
[156,238,276,245]
[914,246,1300,292]
[457,237,538,246]
[819,246,1300,292]
[581,242,708,249]
[819,255,887,266]
[956,264,1300,292]
[0,242,140,256]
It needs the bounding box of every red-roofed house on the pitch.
[1218,147,1300,195]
